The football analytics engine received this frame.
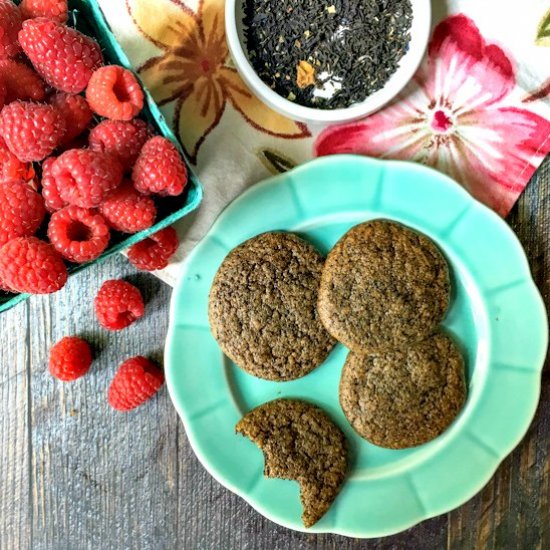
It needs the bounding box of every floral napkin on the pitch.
[97,0,550,286]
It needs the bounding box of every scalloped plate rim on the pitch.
[165,155,547,538]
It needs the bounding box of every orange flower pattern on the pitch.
[127,0,310,163]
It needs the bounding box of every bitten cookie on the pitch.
[236,398,348,528]
[208,232,335,381]
[318,219,450,353]
[339,332,466,449]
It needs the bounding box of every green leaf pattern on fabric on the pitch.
[536,7,550,46]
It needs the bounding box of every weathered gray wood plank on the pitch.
[0,301,30,550]
[23,255,181,550]
[0,158,548,550]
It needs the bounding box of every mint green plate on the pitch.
[165,155,547,538]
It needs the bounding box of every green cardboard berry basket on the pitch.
[0,0,203,313]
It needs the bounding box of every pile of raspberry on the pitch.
[0,0,189,410]
[0,0,187,296]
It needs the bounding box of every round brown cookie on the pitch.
[208,232,335,381]
[339,332,466,449]
[236,398,348,528]
[318,219,450,353]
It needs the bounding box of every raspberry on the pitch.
[0,101,65,162]
[49,93,93,146]
[49,336,92,382]
[51,149,123,208]
[127,227,178,271]
[86,66,144,121]
[108,356,164,411]
[88,119,152,171]
[0,236,67,294]
[0,79,5,109]
[94,279,144,331]
[0,136,33,185]
[0,180,45,245]
[18,18,103,93]
[99,181,156,233]
[132,137,188,196]
[41,156,66,212]
[0,59,46,103]
[0,272,13,292]
[0,0,22,59]
[20,0,67,24]
[47,205,110,263]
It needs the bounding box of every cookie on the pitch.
[318,219,450,353]
[209,232,335,381]
[236,398,347,527]
[339,332,466,449]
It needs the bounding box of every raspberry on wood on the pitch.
[0,236,67,294]
[47,205,110,263]
[88,119,152,171]
[127,227,178,271]
[108,356,164,411]
[94,279,144,331]
[132,137,188,196]
[0,101,65,162]
[86,66,144,121]
[0,180,45,246]
[49,336,92,382]
[18,18,104,93]
[51,149,123,208]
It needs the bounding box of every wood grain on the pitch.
[0,159,548,550]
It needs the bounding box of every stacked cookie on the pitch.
[207,222,466,526]
[319,220,466,449]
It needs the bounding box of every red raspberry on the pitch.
[41,156,66,212]
[18,18,103,93]
[0,180,45,245]
[132,137,187,196]
[88,119,152,171]
[49,93,93,146]
[127,227,178,271]
[94,279,144,331]
[108,356,164,411]
[49,336,92,382]
[0,0,22,59]
[0,136,33,184]
[86,66,144,121]
[0,101,65,162]
[20,0,67,24]
[51,149,123,208]
[0,271,13,292]
[0,59,46,103]
[99,181,156,233]
[0,79,5,109]
[47,205,110,263]
[0,236,67,294]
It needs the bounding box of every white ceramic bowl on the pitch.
[225,0,431,124]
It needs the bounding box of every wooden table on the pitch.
[1,159,548,550]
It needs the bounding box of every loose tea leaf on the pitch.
[297,60,316,89]
[243,0,413,109]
